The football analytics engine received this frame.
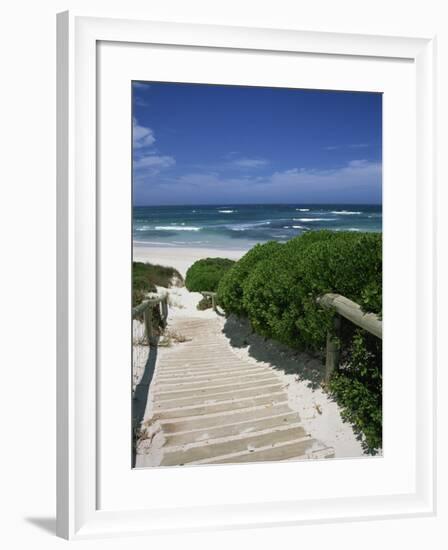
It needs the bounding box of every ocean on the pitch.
[133,204,382,250]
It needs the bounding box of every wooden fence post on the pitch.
[144,306,156,346]
[161,296,168,327]
[325,315,341,383]
[133,295,170,348]
[317,293,382,383]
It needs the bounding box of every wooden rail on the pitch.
[132,294,169,346]
[317,293,382,382]
[201,291,218,312]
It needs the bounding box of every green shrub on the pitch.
[217,241,283,316]
[294,232,381,349]
[185,257,235,292]
[241,231,381,351]
[329,330,382,453]
[197,295,213,311]
[241,231,340,349]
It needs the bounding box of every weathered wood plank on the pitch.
[318,293,382,339]
[325,315,341,381]
[132,297,163,318]
[133,293,169,345]
[143,307,154,345]
[161,296,168,326]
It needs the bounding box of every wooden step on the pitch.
[163,412,301,446]
[155,370,278,388]
[158,402,292,433]
[203,440,333,465]
[153,391,286,420]
[155,383,284,408]
[161,425,309,466]
[155,377,283,400]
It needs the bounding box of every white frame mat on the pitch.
[56,13,436,540]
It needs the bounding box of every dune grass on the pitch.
[133,261,184,306]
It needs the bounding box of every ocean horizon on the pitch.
[133,203,382,250]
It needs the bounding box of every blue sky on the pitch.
[132,82,382,206]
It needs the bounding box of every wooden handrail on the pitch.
[200,291,226,317]
[317,293,382,339]
[132,297,163,318]
[132,293,169,346]
[200,291,218,312]
[317,293,382,382]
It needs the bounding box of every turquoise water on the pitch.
[133,204,382,250]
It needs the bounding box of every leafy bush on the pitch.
[217,230,382,452]
[197,295,213,311]
[217,241,283,316]
[329,330,382,453]
[241,231,381,351]
[185,257,236,292]
[240,231,337,348]
[132,261,183,306]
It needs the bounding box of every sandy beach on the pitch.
[133,243,247,277]
[133,243,366,464]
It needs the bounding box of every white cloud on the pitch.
[349,143,369,149]
[134,154,175,170]
[133,82,151,89]
[230,157,269,168]
[223,152,269,169]
[268,160,380,192]
[133,118,156,149]
[135,159,381,204]
[324,143,370,151]
[346,159,370,168]
[132,118,176,179]
[134,97,149,108]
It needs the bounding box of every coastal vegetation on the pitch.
[196,295,213,311]
[217,241,283,317]
[132,261,183,306]
[214,230,382,452]
[185,257,236,293]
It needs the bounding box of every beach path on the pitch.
[135,315,335,467]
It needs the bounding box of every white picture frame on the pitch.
[56,12,436,540]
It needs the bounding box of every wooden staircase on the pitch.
[135,317,334,467]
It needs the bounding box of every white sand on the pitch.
[133,244,246,277]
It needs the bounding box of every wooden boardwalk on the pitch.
[135,317,334,467]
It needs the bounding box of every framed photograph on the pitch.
[57,13,436,539]
[131,81,383,469]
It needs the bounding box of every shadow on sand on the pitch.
[132,338,159,467]
[222,314,326,390]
